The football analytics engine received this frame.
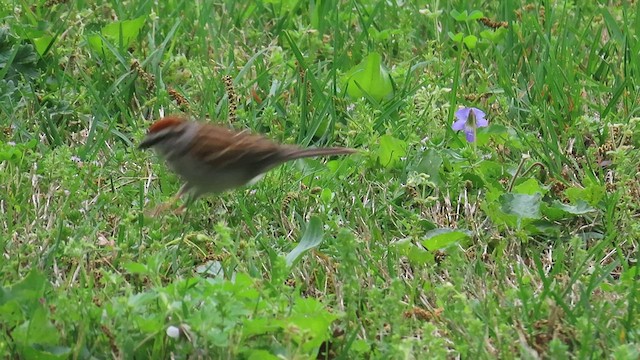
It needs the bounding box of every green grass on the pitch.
[1,0,639,358]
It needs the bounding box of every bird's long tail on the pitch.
[284,147,357,160]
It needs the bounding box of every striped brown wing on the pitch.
[190,123,291,171]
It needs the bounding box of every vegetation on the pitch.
[1,0,638,358]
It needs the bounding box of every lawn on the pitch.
[1,0,639,359]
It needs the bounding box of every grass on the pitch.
[1,0,639,358]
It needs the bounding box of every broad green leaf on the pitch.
[500,193,542,220]
[127,292,156,308]
[421,229,470,251]
[288,298,339,353]
[376,134,407,168]
[450,10,484,22]
[621,266,639,284]
[463,35,478,49]
[3,42,39,80]
[195,260,224,278]
[123,261,148,274]
[246,350,280,360]
[243,318,283,338]
[320,188,333,203]
[513,178,544,195]
[16,27,58,56]
[102,16,146,46]
[222,273,260,300]
[32,35,54,56]
[0,270,47,305]
[21,345,71,360]
[480,28,507,43]
[550,200,596,215]
[413,149,443,186]
[542,200,596,220]
[87,16,146,53]
[565,181,605,206]
[450,10,467,21]
[483,187,519,227]
[468,10,484,20]
[262,0,299,14]
[136,316,163,333]
[352,339,371,353]
[86,34,105,53]
[448,31,464,43]
[476,160,506,183]
[285,216,324,267]
[343,52,393,101]
[529,220,562,236]
[393,238,432,265]
[13,306,59,346]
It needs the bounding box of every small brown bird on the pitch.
[139,115,356,214]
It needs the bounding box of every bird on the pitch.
[139,115,356,215]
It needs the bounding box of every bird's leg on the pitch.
[172,201,188,215]
[147,184,190,217]
[173,191,202,215]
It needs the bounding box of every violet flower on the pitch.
[452,107,488,142]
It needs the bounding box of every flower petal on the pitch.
[166,326,180,339]
[452,118,467,131]
[455,108,471,122]
[470,108,488,127]
[464,129,476,142]
[469,107,486,118]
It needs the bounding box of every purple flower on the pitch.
[452,107,488,142]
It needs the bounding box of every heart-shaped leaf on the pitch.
[376,134,407,168]
[468,10,484,20]
[500,193,542,220]
[450,9,468,21]
[343,52,393,102]
[421,228,470,251]
[448,31,464,43]
[463,35,478,49]
[87,16,146,53]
